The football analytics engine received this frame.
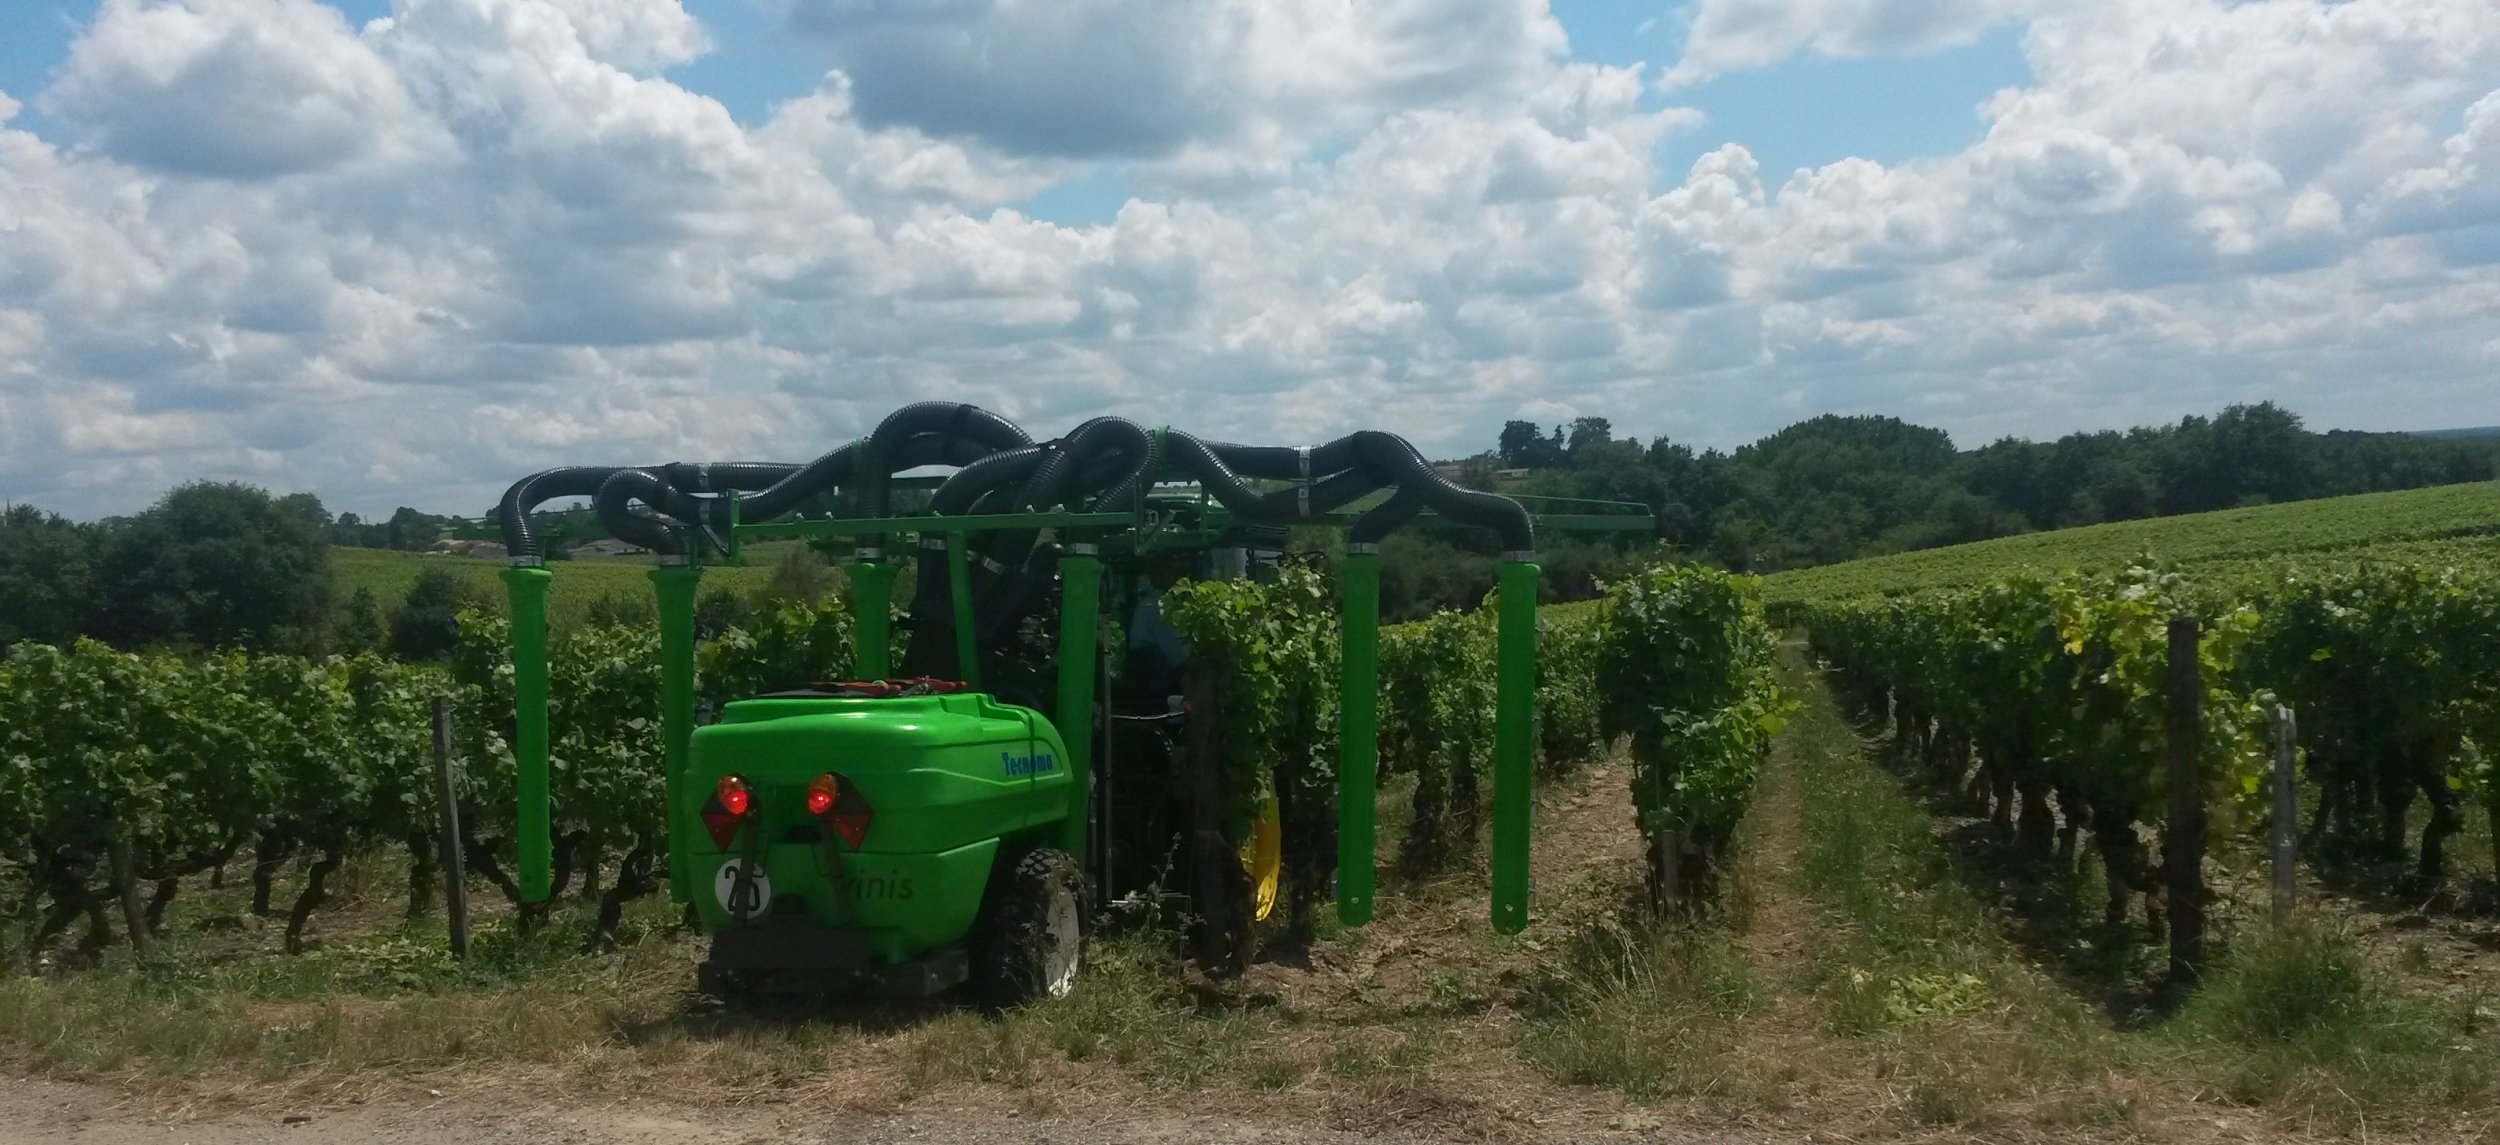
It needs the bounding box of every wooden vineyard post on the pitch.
[2164,617,2205,984]
[2271,705,2297,930]
[1185,661,1246,976]
[1655,827,1682,913]
[109,831,152,958]
[433,695,469,961]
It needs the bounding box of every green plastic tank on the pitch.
[681,692,1080,997]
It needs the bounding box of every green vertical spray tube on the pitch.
[501,564,555,903]
[1337,548,1382,926]
[948,533,980,686]
[649,561,701,906]
[1490,557,1541,934]
[849,553,896,679]
[1053,548,1102,863]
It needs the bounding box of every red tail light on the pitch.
[715,774,751,818]
[817,772,872,849]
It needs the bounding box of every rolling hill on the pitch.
[1762,480,2499,603]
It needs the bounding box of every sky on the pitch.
[0,1,2495,519]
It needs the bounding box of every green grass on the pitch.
[0,858,1288,1092]
[1781,651,2116,1123]
[1766,481,2499,604]
[2147,923,2500,1117]
[1516,919,1764,1101]
[0,895,700,1080]
[893,934,1288,1094]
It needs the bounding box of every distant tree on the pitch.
[385,506,448,551]
[1536,537,1654,604]
[331,511,375,547]
[2160,402,2310,510]
[275,492,331,531]
[2314,429,2495,493]
[1714,415,1964,568]
[0,504,101,646]
[1375,533,1496,622]
[1497,420,1543,468]
[1519,438,1654,512]
[2073,456,2159,524]
[1497,421,1569,469]
[389,567,486,662]
[760,545,842,605]
[696,585,756,641]
[98,482,335,651]
[2207,401,2315,506]
[2037,430,2134,527]
[334,585,387,654]
[1455,453,1502,491]
[332,506,456,550]
[1566,416,1613,459]
[1960,437,2053,528]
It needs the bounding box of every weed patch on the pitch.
[1781,652,2117,1122]
[2151,923,2498,1117]
[1517,918,1762,1100]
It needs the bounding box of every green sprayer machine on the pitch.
[490,403,1647,1002]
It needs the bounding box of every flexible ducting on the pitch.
[546,403,1534,675]
[498,465,654,564]
[1349,485,1429,545]
[661,461,804,496]
[1087,423,1160,513]
[709,442,862,525]
[857,402,1032,520]
[1202,438,1360,481]
[593,468,699,556]
[928,445,1048,515]
[1346,430,1532,552]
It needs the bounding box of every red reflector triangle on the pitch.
[703,811,742,850]
[831,812,869,849]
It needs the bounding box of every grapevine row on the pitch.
[6,556,1787,962]
[1168,560,1782,917]
[1791,558,2499,924]
[0,596,858,960]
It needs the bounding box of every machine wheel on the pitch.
[695,961,755,1001]
[970,847,1084,1005]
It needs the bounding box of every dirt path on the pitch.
[1714,704,1843,1121]
[0,1075,1491,1145]
[1273,756,1648,1012]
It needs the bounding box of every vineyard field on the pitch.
[1768,467,2500,1094]
[5,558,1782,969]
[332,544,787,617]
[6,556,2497,1140]
[1765,480,2498,604]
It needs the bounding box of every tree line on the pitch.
[0,483,836,657]
[4,401,2487,648]
[1490,401,2495,572]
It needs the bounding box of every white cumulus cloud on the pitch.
[783,0,1569,166]
[0,0,2495,520]
[1665,0,2039,87]
[44,0,440,178]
